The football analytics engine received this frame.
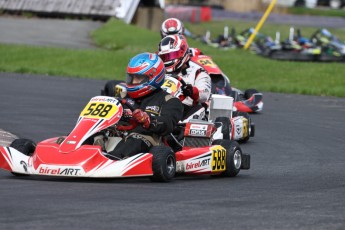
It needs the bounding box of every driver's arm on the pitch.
[148,96,183,136]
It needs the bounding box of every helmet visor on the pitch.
[159,50,182,62]
[126,74,150,85]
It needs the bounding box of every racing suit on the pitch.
[107,88,183,159]
[177,59,212,120]
[189,48,232,97]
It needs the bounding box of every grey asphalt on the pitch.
[1,73,345,230]
[1,13,345,230]
[0,16,102,49]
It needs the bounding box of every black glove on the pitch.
[182,84,194,97]
[182,84,199,101]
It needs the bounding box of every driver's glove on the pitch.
[132,109,151,129]
[182,84,199,101]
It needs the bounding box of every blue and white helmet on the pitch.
[126,53,166,98]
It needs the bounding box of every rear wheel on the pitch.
[10,139,36,156]
[212,139,242,177]
[150,146,176,182]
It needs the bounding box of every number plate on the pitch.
[211,145,226,172]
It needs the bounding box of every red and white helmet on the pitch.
[158,35,190,74]
[160,18,184,38]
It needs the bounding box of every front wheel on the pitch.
[102,80,124,97]
[150,146,176,182]
[10,139,36,156]
[244,88,259,100]
[212,139,242,177]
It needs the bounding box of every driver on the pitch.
[160,18,232,97]
[157,34,211,120]
[107,52,184,159]
[160,17,203,56]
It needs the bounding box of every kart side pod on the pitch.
[209,94,233,121]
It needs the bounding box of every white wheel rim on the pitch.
[233,150,242,169]
[166,156,175,175]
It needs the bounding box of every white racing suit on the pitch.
[178,60,212,121]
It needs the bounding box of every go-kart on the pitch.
[256,28,321,62]
[191,55,263,113]
[310,28,345,62]
[0,96,250,182]
[161,75,255,143]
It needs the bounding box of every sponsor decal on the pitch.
[130,134,152,147]
[211,146,226,172]
[38,166,83,176]
[145,105,160,115]
[189,124,208,136]
[67,141,77,145]
[190,129,206,136]
[90,97,118,104]
[186,159,210,170]
[20,161,28,173]
[235,117,248,137]
[190,124,207,130]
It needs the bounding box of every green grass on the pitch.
[1,18,345,97]
[287,6,345,17]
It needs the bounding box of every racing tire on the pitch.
[10,139,36,156]
[150,146,176,182]
[244,88,259,100]
[212,139,242,177]
[215,117,231,140]
[102,80,124,97]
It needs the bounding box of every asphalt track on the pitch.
[1,14,345,230]
[1,73,345,230]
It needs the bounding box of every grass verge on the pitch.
[1,18,345,97]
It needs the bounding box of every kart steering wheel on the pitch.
[116,98,139,131]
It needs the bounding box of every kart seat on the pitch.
[164,126,185,151]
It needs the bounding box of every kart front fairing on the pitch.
[0,96,154,178]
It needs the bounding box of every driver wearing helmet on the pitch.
[160,18,232,98]
[107,52,184,159]
[160,17,202,57]
[158,35,211,120]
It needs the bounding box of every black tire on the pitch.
[10,139,36,156]
[244,88,259,100]
[102,80,124,97]
[212,139,242,177]
[215,117,231,140]
[150,146,176,182]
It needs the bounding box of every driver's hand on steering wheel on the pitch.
[132,109,151,129]
[182,84,199,101]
